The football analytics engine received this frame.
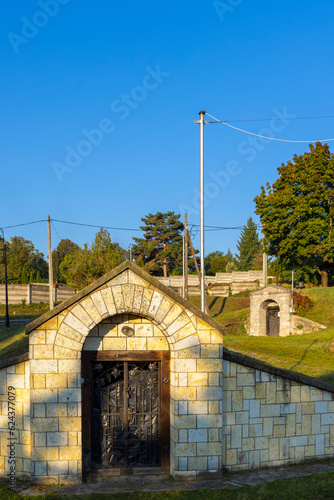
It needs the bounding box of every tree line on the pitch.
[2,142,332,289]
[0,213,261,290]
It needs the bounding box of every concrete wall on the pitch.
[0,284,75,305]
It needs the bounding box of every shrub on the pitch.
[292,291,312,316]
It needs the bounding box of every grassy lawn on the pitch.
[0,303,50,362]
[189,290,334,386]
[2,471,334,498]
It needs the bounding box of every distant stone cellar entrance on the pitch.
[82,350,170,477]
[249,285,291,337]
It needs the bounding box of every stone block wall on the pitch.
[0,356,30,481]
[26,265,225,483]
[222,351,334,471]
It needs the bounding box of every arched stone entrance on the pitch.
[249,285,291,336]
[26,261,224,483]
[81,314,171,476]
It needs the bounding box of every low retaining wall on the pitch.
[0,284,75,305]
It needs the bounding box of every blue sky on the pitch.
[1,0,334,261]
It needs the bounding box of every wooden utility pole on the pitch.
[184,213,188,300]
[47,215,54,310]
[187,231,209,315]
[263,253,267,287]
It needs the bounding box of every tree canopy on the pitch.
[0,236,48,284]
[132,212,184,277]
[254,142,334,286]
[52,239,80,283]
[205,250,232,275]
[235,217,261,271]
[60,229,127,290]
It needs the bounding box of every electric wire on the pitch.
[205,113,334,143]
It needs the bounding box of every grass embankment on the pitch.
[0,303,50,362]
[2,471,334,499]
[189,290,334,386]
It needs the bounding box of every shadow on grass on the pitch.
[210,296,227,317]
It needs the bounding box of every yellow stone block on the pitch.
[112,285,125,312]
[15,363,25,375]
[20,431,31,445]
[226,449,237,466]
[80,296,102,324]
[33,345,53,359]
[59,417,81,432]
[174,387,197,400]
[59,445,81,460]
[127,338,147,350]
[134,324,154,337]
[173,322,196,343]
[197,330,211,344]
[0,456,4,469]
[15,389,29,403]
[140,288,154,316]
[58,323,83,343]
[209,373,219,386]
[30,330,46,345]
[197,359,223,373]
[300,386,311,402]
[32,446,58,461]
[101,287,117,317]
[122,284,135,311]
[210,330,223,344]
[201,344,220,358]
[188,400,208,414]
[291,386,301,402]
[330,425,334,447]
[154,296,174,323]
[188,373,208,387]
[302,402,315,414]
[102,338,127,350]
[33,375,46,389]
[46,374,67,389]
[266,382,277,404]
[128,270,149,287]
[209,401,219,414]
[147,337,169,351]
[302,415,311,435]
[55,334,82,352]
[41,317,58,330]
[54,346,77,359]
[69,432,77,446]
[162,303,183,328]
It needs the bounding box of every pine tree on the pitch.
[132,212,184,277]
[236,217,260,271]
[29,271,34,283]
[36,271,42,283]
[21,267,28,284]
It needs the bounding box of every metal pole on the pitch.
[129,244,132,262]
[47,216,54,310]
[182,235,185,298]
[184,213,188,300]
[199,110,206,313]
[0,228,9,327]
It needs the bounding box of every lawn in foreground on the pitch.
[1,471,334,499]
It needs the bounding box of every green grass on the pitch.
[2,471,334,499]
[190,290,334,386]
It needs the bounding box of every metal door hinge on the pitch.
[163,377,170,385]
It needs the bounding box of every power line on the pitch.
[211,115,334,123]
[205,112,334,143]
[3,220,47,229]
[51,219,143,232]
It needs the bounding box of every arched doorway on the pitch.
[259,299,280,336]
[81,314,170,478]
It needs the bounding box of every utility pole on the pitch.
[184,213,188,300]
[263,253,267,287]
[199,110,206,313]
[187,231,209,315]
[0,228,9,327]
[47,216,54,310]
[129,244,132,262]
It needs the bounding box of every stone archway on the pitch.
[81,314,171,476]
[26,261,224,483]
[249,285,291,336]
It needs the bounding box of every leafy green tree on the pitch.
[60,229,127,290]
[132,212,184,277]
[2,237,48,284]
[21,267,28,284]
[52,239,80,283]
[254,142,334,286]
[205,251,229,275]
[235,217,261,271]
